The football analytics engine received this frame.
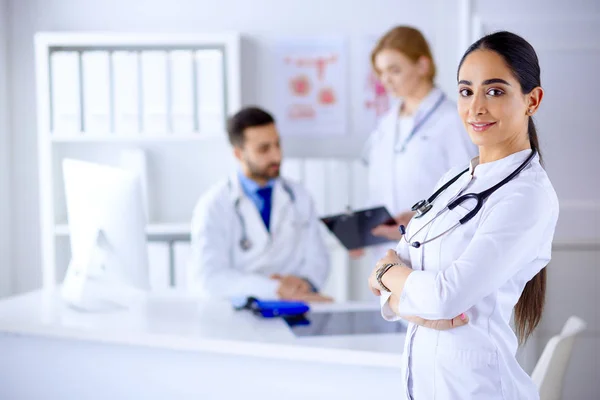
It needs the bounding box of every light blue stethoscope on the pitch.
[230,179,296,251]
[399,149,537,248]
[395,92,446,153]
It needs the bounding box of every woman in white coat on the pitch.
[357,26,477,255]
[368,31,559,399]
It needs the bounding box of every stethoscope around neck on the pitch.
[399,149,538,249]
[395,92,446,153]
[232,179,296,251]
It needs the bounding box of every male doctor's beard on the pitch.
[247,159,281,182]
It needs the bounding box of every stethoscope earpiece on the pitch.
[399,225,421,248]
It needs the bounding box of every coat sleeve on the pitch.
[379,168,460,321]
[396,184,556,319]
[187,196,279,299]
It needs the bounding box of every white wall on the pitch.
[0,0,11,298]
[7,0,455,293]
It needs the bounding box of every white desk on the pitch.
[0,290,404,400]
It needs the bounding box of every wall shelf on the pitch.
[36,32,242,291]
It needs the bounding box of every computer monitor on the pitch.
[61,158,150,311]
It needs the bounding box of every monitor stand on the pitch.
[61,229,133,313]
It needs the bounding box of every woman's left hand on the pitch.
[368,249,402,296]
[371,211,415,240]
[371,224,402,241]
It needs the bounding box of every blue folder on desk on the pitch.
[320,206,396,250]
[232,297,310,318]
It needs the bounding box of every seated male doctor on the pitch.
[187,107,332,301]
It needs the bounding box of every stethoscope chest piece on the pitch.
[412,199,433,218]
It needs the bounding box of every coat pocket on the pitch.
[434,346,504,399]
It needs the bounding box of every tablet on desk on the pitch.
[284,310,407,337]
[320,206,396,250]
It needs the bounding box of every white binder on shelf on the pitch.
[195,49,225,135]
[82,51,111,133]
[169,50,194,133]
[50,51,81,134]
[112,51,140,134]
[141,51,168,135]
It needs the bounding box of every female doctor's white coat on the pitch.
[381,149,559,399]
[363,87,477,218]
[187,176,330,299]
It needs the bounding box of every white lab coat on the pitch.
[187,175,330,299]
[381,149,559,399]
[363,86,477,219]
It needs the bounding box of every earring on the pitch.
[528,109,534,115]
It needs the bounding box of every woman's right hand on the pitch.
[402,313,469,330]
[386,287,468,330]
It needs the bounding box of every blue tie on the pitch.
[256,187,273,231]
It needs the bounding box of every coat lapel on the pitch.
[229,175,270,250]
[269,179,294,237]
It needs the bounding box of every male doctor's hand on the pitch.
[271,274,311,296]
[271,274,333,303]
[371,211,416,241]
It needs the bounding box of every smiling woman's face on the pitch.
[457,49,532,149]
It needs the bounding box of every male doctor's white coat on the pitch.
[380,149,559,399]
[187,176,330,299]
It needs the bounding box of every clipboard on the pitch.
[320,206,397,250]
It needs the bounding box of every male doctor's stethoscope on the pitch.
[399,149,537,248]
[229,179,297,251]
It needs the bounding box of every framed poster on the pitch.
[274,38,347,136]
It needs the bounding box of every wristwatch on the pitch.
[376,263,399,292]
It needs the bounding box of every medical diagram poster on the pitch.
[356,36,390,135]
[274,38,347,136]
